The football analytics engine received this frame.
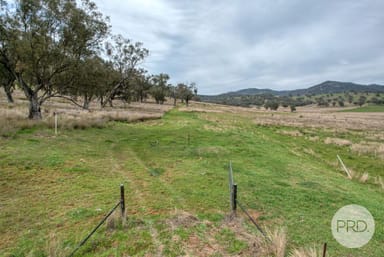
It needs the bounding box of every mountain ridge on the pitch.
[203,81,384,97]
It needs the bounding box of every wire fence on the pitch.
[228,161,268,239]
[67,184,126,257]
[228,161,327,256]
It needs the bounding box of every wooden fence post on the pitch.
[322,242,327,257]
[120,184,125,218]
[232,184,237,212]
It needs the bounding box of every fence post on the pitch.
[120,184,125,219]
[54,112,58,135]
[232,184,237,212]
[228,161,234,210]
[322,242,327,257]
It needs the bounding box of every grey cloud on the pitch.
[94,0,384,94]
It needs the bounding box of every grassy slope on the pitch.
[0,109,383,256]
[342,105,384,112]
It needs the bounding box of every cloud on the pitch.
[93,0,384,94]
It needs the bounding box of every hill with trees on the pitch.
[200,81,384,109]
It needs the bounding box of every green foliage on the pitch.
[150,73,170,104]
[264,100,279,110]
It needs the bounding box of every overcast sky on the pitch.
[93,0,384,95]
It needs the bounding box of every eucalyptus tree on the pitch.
[59,56,112,110]
[176,82,197,107]
[0,0,109,119]
[102,34,149,107]
[131,68,152,103]
[150,73,170,104]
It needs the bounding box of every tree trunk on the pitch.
[16,74,42,119]
[4,86,14,103]
[140,93,144,103]
[29,93,42,120]
[83,94,91,109]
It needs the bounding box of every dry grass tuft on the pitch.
[290,246,320,257]
[106,210,123,230]
[324,137,352,146]
[279,130,303,137]
[374,176,384,189]
[258,227,287,257]
[359,172,370,183]
[350,142,384,159]
[45,233,67,257]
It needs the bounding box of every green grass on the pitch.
[342,105,384,112]
[0,108,383,256]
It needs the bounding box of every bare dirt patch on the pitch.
[164,210,269,256]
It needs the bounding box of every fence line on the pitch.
[228,162,268,239]
[227,162,328,255]
[236,199,268,239]
[68,184,126,257]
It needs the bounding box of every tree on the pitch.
[131,68,152,103]
[60,56,112,109]
[150,73,170,104]
[0,0,109,119]
[264,101,279,110]
[176,82,197,107]
[357,95,367,107]
[102,34,149,107]
[290,105,296,112]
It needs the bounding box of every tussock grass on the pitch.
[258,227,287,257]
[324,137,352,146]
[374,176,384,189]
[350,142,384,159]
[290,246,321,257]
[359,172,370,183]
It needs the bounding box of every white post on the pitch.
[337,155,352,179]
[54,112,58,135]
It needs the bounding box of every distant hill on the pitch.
[199,81,384,107]
[202,81,384,98]
[288,81,384,96]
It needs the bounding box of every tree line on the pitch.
[200,91,384,111]
[0,0,197,119]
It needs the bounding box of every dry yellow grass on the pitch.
[257,227,287,257]
[279,130,303,137]
[324,137,352,146]
[374,176,384,189]
[183,102,384,131]
[350,142,384,159]
[0,90,172,136]
[359,172,369,183]
[289,246,320,257]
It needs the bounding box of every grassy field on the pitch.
[342,105,384,112]
[1,103,383,256]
